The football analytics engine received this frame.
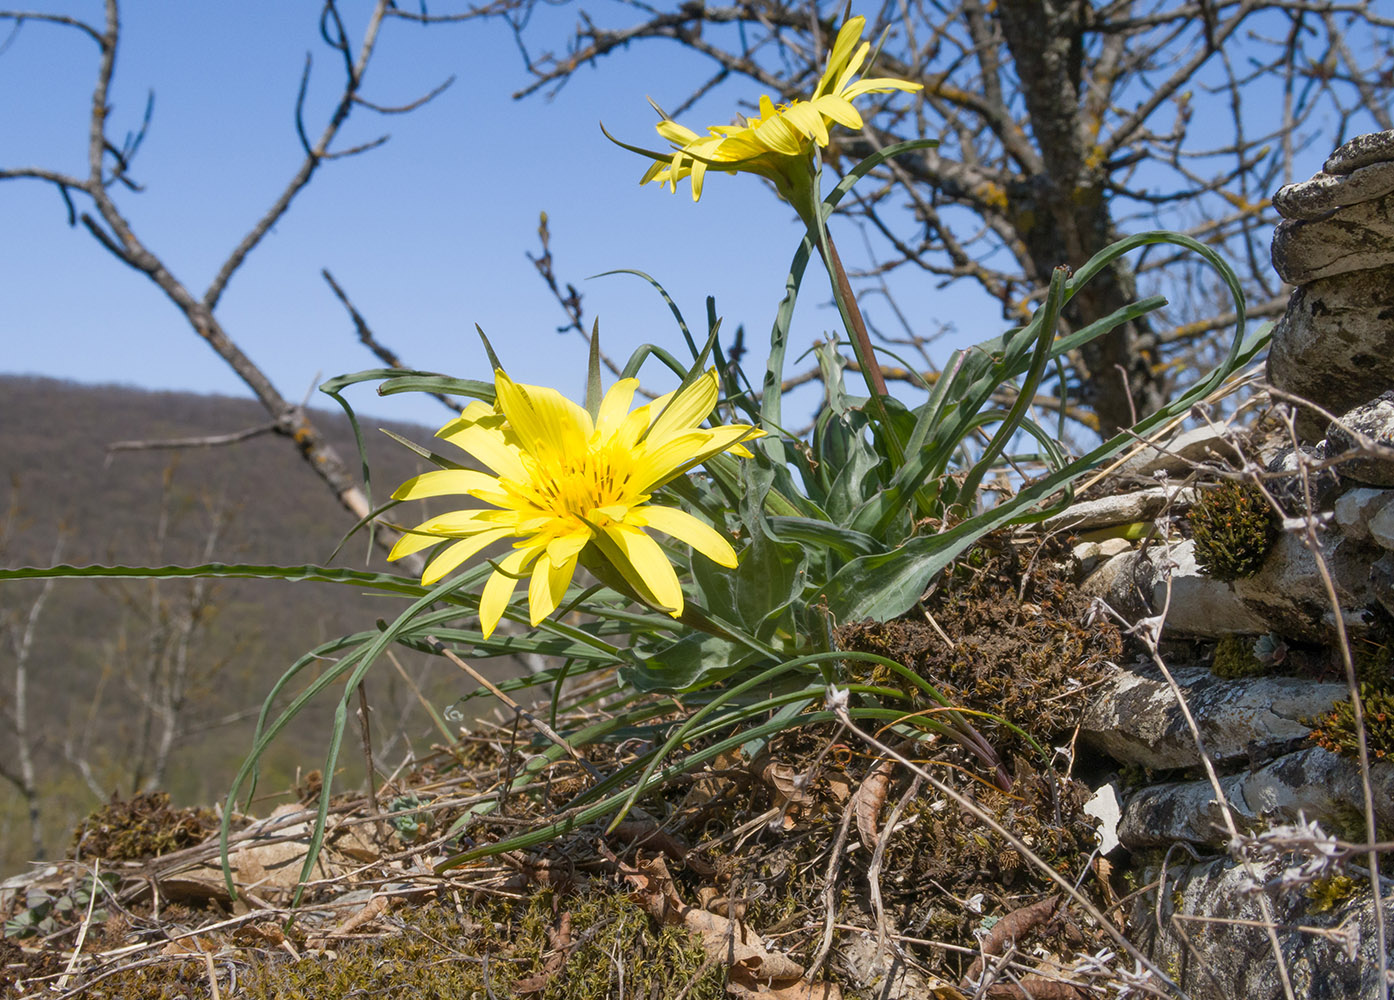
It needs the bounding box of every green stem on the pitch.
[810,224,906,467]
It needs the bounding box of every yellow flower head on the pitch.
[640,16,921,202]
[389,369,761,638]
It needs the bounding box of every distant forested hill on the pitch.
[0,376,500,873]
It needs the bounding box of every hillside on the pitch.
[0,375,498,874]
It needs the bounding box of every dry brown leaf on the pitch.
[762,762,815,808]
[851,758,895,851]
[697,885,746,919]
[964,894,1061,984]
[823,771,854,804]
[729,978,843,999]
[682,906,805,984]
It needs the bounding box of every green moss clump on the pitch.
[1308,684,1394,762]
[1188,481,1279,582]
[233,890,726,1000]
[1305,875,1359,913]
[1210,635,1269,678]
[70,791,219,862]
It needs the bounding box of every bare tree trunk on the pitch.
[2,529,66,861]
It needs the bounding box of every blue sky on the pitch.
[1,2,938,430]
[2,4,1382,437]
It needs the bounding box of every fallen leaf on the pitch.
[852,758,895,851]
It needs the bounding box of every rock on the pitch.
[1232,532,1377,639]
[1333,487,1394,543]
[1271,189,1394,285]
[1080,535,1376,641]
[1072,535,1131,575]
[1265,264,1394,440]
[1325,391,1394,487]
[1272,157,1394,221]
[1112,425,1243,480]
[1080,665,1346,771]
[1370,503,1394,550]
[1325,128,1394,176]
[1117,746,1394,848]
[1080,541,1269,638]
[1084,782,1122,854]
[1132,852,1388,1000]
[1264,442,1340,510]
[1036,485,1197,534]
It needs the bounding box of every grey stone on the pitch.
[1263,441,1340,508]
[1370,502,1394,550]
[1117,747,1394,848]
[1080,665,1346,771]
[1072,535,1132,576]
[1326,391,1394,487]
[1333,487,1394,543]
[1035,485,1197,534]
[1264,265,1394,441]
[1132,852,1391,1000]
[1113,425,1243,480]
[1325,128,1394,175]
[1271,190,1394,284]
[1080,534,1376,641]
[1080,540,1270,638]
[1274,158,1394,221]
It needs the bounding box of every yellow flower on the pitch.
[389,369,761,638]
[640,16,921,203]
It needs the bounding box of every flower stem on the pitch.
[812,227,906,467]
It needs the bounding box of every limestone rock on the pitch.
[1265,265,1394,441]
[1326,391,1394,487]
[1080,534,1376,641]
[1080,665,1345,771]
[1271,188,1394,285]
[1333,487,1394,543]
[1117,747,1394,848]
[1325,128,1394,176]
[1272,157,1394,221]
[1035,485,1196,534]
[1080,541,1268,638]
[1132,852,1389,1000]
[1264,441,1340,511]
[1113,425,1243,480]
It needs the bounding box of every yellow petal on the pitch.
[495,371,593,459]
[628,505,737,568]
[420,527,516,585]
[528,551,578,625]
[647,369,719,443]
[478,549,532,638]
[392,469,500,501]
[595,378,640,439]
[438,421,528,481]
[601,522,683,614]
[816,17,866,96]
[781,101,830,146]
[810,94,863,131]
[546,528,591,565]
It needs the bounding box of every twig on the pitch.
[806,796,856,980]
[425,635,600,780]
[824,689,1184,996]
[356,681,384,837]
[105,422,279,454]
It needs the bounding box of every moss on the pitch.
[70,791,220,863]
[1305,875,1358,913]
[234,890,725,1000]
[1187,481,1279,582]
[836,533,1121,756]
[1210,635,1269,678]
[1308,684,1394,761]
